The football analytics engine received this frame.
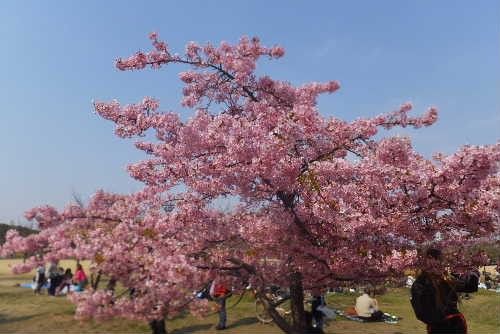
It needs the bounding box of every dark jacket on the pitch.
[411,270,479,324]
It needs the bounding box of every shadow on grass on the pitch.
[0,277,33,285]
[0,313,47,324]
[170,324,213,333]
[169,318,259,333]
[227,316,259,328]
[0,289,37,300]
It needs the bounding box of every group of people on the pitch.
[202,248,480,334]
[201,280,332,332]
[31,248,480,334]
[34,262,88,296]
[349,248,480,334]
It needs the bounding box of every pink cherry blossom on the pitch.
[2,34,498,334]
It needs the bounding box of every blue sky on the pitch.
[0,1,498,223]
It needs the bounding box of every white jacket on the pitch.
[355,293,379,317]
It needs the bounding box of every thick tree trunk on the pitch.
[258,294,297,334]
[258,271,313,334]
[289,272,309,333]
[149,319,167,334]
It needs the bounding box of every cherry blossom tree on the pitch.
[2,34,499,334]
[1,192,226,334]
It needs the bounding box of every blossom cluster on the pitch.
[2,33,498,324]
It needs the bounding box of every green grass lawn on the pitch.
[0,259,498,333]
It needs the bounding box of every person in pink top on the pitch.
[73,263,88,291]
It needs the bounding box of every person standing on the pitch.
[411,248,480,334]
[46,261,59,296]
[210,278,232,330]
[34,264,46,294]
[311,288,326,331]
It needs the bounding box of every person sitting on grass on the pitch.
[56,268,73,295]
[355,287,384,321]
[49,266,65,295]
[73,263,88,291]
[484,273,492,289]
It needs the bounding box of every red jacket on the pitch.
[211,282,230,298]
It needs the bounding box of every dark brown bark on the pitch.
[255,272,313,334]
[106,277,117,292]
[257,293,297,334]
[289,272,308,333]
[149,319,167,334]
[225,258,313,333]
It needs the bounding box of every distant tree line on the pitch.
[0,223,36,245]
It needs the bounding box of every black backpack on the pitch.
[410,276,447,325]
